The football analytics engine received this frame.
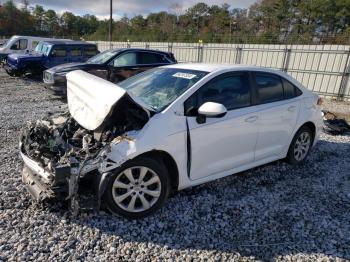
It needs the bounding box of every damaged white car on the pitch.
[20,64,323,218]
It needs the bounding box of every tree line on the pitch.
[0,1,99,38]
[0,0,349,44]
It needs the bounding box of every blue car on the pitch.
[4,40,98,77]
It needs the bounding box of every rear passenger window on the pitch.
[282,78,295,99]
[255,73,284,104]
[139,52,166,64]
[185,73,250,114]
[70,47,82,57]
[52,47,67,57]
[282,78,303,99]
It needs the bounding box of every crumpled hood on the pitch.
[66,70,150,131]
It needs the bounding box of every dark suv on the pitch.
[43,48,177,95]
[4,40,98,77]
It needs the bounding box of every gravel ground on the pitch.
[0,68,350,261]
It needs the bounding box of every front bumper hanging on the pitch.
[20,149,114,212]
[21,151,69,201]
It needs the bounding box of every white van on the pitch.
[0,36,69,62]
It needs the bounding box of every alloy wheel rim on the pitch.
[294,132,311,161]
[112,166,161,213]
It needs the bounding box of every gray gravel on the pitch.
[0,68,350,261]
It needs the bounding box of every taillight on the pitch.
[316,97,323,106]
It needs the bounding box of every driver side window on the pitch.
[112,52,137,67]
[11,39,28,50]
[185,73,251,116]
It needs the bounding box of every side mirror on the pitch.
[10,44,17,50]
[196,102,227,124]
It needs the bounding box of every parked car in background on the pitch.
[4,40,98,77]
[20,64,323,219]
[43,48,177,95]
[0,35,56,63]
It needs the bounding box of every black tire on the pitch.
[103,156,171,219]
[286,126,314,165]
[5,69,15,77]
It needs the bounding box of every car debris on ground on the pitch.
[322,110,350,135]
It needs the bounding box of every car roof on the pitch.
[11,35,69,41]
[109,48,170,55]
[163,63,284,74]
[162,63,309,93]
[42,40,95,46]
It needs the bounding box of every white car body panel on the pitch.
[66,70,150,131]
[254,98,301,160]
[66,70,128,130]
[66,63,322,191]
[187,105,259,180]
[0,35,59,55]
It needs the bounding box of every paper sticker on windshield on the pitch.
[172,72,197,79]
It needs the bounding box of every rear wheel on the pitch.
[103,157,171,219]
[286,126,313,165]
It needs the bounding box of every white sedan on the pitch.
[20,64,323,219]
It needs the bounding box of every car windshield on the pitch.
[0,39,7,47]
[35,42,51,55]
[87,49,118,64]
[118,68,208,111]
[2,36,15,48]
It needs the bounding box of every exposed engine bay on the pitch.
[20,95,149,211]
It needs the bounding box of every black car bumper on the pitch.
[43,72,67,95]
[46,83,67,95]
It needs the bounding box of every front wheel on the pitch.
[103,157,171,219]
[5,68,16,77]
[286,126,313,165]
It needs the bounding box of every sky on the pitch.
[10,0,257,20]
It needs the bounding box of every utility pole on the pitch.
[109,0,113,48]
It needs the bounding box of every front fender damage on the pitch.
[69,134,138,213]
[20,111,145,214]
[99,134,138,173]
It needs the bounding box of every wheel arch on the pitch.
[133,150,179,192]
[284,121,317,158]
[26,61,44,75]
[297,121,316,141]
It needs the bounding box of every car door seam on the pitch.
[185,117,191,179]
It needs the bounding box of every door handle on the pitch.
[244,116,258,123]
[287,106,297,112]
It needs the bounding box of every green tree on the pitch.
[33,5,45,32]
[60,11,77,36]
[44,9,59,36]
